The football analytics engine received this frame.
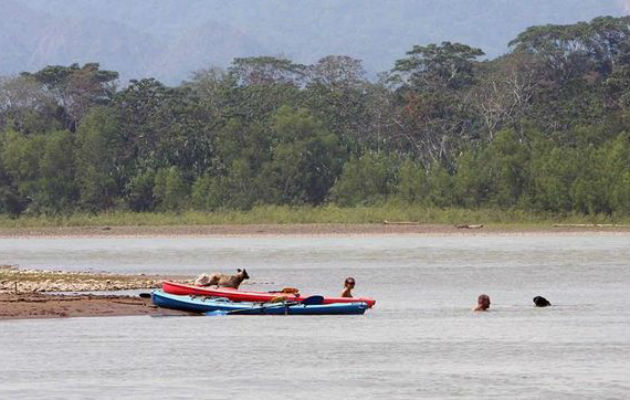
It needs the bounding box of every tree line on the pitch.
[0,16,628,217]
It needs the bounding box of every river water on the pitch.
[0,233,628,399]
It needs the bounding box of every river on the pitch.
[0,233,628,399]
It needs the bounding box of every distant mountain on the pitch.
[27,18,161,81]
[1,1,160,82]
[0,0,50,73]
[148,20,266,82]
[2,0,628,85]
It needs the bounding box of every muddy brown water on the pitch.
[0,233,628,399]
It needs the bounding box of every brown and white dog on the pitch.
[194,269,250,289]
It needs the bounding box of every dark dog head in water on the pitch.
[533,296,551,307]
[237,268,250,280]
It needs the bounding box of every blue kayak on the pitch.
[151,290,368,315]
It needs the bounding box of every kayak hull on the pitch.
[162,281,376,308]
[151,290,368,315]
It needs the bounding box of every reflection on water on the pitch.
[0,234,628,399]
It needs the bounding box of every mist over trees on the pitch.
[1,16,628,217]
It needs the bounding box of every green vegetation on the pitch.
[1,17,628,223]
[0,206,626,229]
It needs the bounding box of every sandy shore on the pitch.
[0,223,627,237]
[0,266,193,320]
[0,292,194,320]
[0,266,190,293]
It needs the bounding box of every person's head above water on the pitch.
[474,294,491,311]
[340,277,355,297]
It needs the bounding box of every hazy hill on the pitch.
[147,20,265,82]
[2,0,628,84]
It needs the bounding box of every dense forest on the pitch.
[0,16,628,218]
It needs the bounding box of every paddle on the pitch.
[204,295,324,316]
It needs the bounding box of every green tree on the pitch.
[191,173,222,210]
[37,130,78,211]
[304,56,372,154]
[0,75,61,134]
[230,56,306,86]
[508,16,630,132]
[604,133,630,215]
[262,106,344,204]
[526,142,579,213]
[153,166,189,211]
[485,129,530,207]
[452,151,492,207]
[219,158,258,210]
[0,129,43,183]
[125,170,156,212]
[391,42,485,91]
[453,129,530,208]
[389,42,485,167]
[397,159,429,204]
[75,108,123,211]
[0,129,42,213]
[572,132,630,215]
[331,153,397,206]
[22,63,118,131]
[427,162,454,207]
[1,129,77,213]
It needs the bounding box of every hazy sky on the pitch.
[3,0,628,84]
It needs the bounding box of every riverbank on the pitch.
[0,266,193,320]
[0,265,190,293]
[0,292,193,320]
[0,222,628,237]
[0,206,627,230]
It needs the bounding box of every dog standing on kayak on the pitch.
[194,269,249,288]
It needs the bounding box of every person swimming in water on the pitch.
[473,294,491,312]
[340,277,355,297]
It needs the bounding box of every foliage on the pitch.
[153,167,189,211]
[75,107,122,211]
[0,17,628,219]
[331,153,398,206]
[396,159,429,204]
[0,205,625,228]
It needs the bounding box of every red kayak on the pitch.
[162,281,376,308]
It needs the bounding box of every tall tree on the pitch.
[470,53,540,140]
[22,63,118,131]
[305,56,371,154]
[75,107,123,210]
[391,42,485,92]
[0,76,60,134]
[508,16,630,131]
[260,106,344,205]
[229,56,306,87]
[388,42,485,167]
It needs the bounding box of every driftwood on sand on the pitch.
[383,221,485,230]
[552,223,621,227]
[455,224,484,229]
[382,220,420,225]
